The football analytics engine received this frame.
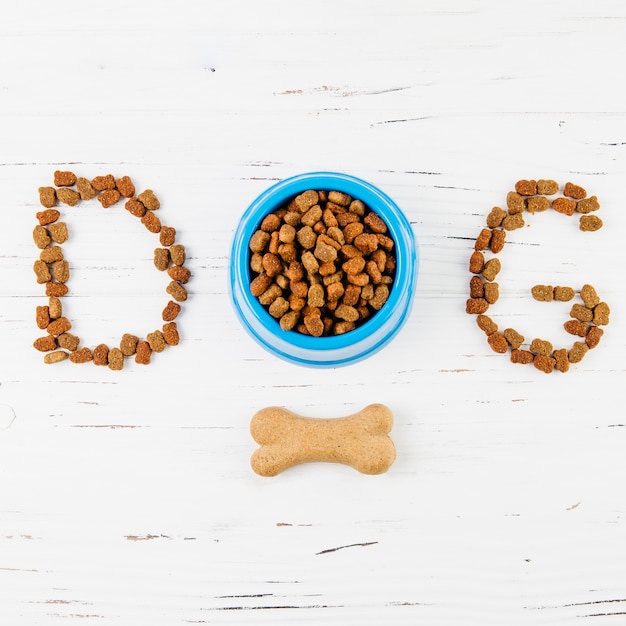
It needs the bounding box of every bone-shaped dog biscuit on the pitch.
[250,403,395,476]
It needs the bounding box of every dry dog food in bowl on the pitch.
[230,172,418,367]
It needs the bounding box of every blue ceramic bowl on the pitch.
[229,172,418,367]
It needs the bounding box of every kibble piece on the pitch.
[476,314,497,335]
[43,350,68,364]
[279,310,300,331]
[147,331,166,353]
[469,251,484,274]
[33,335,57,352]
[160,225,176,246]
[501,213,525,230]
[93,343,109,366]
[49,296,62,319]
[54,170,77,187]
[33,260,52,284]
[296,225,317,250]
[137,189,160,211]
[533,354,556,374]
[46,316,71,335]
[466,298,489,314]
[537,179,559,195]
[553,348,570,373]
[585,326,603,349]
[482,258,501,282]
[328,190,351,206]
[33,225,51,249]
[169,244,186,266]
[531,284,553,302]
[527,196,550,213]
[564,320,587,337]
[120,333,139,356]
[167,266,191,284]
[579,215,603,231]
[511,349,534,364]
[162,322,180,346]
[40,246,64,263]
[469,275,484,298]
[48,222,68,244]
[503,328,524,349]
[553,286,575,302]
[56,188,81,206]
[515,179,537,196]
[294,189,319,212]
[487,332,508,353]
[46,283,68,297]
[489,229,506,253]
[250,230,270,254]
[91,174,116,191]
[250,274,272,297]
[552,197,576,216]
[108,347,124,370]
[57,333,80,351]
[52,260,70,283]
[364,212,388,234]
[154,248,170,271]
[36,305,50,329]
[576,196,600,214]
[303,312,324,337]
[335,304,360,322]
[486,206,507,228]
[69,347,93,364]
[568,341,588,363]
[593,302,610,325]
[38,187,57,208]
[354,233,379,255]
[135,341,152,365]
[580,284,600,309]
[530,338,553,356]
[162,300,181,321]
[570,303,593,323]
[484,282,499,304]
[141,211,161,233]
[474,228,492,251]
[307,283,325,308]
[115,176,135,198]
[37,209,60,226]
[269,296,290,319]
[563,182,586,199]
[97,189,121,208]
[506,192,526,214]
[76,177,96,200]
[125,197,146,218]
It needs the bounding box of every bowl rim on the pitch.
[229,171,418,363]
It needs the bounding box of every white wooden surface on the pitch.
[2,1,626,623]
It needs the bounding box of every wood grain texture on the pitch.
[1,0,626,623]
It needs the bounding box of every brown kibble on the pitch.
[52,260,70,283]
[37,209,60,226]
[483,282,499,304]
[482,258,501,282]
[137,189,160,211]
[552,197,576,216]
[527,196,550,213]
[570,303,593,323]
[474,228,492,251]
[466,297,489,314]
[469,275,484,298]
[162,322,180,346]
[33,260,51,284]
[154,248,170,271]
[120,333,139,356]
[38,187,57,208]
[47,317,71,336]
[44,350,68,364]
[169,244,185,266]
[530,338,553,356]
[76,177,96,200]
[515,179,537,196]
[593,302,610,325]
[489,229,506,253]
[506,192,526,214]
[147,331,166,353]
[580,284,600,309]
[487,332,508,353]
[503,328,524,349]
[585,325,604,349]
[307,283,325,308]
[167,265,191,284]
[335,303,360,322]
[269,297,290,319]
[568,341,588,363]
[576,196,600,214]
[166,280,188,302]
[328,190,351,206]
[97,189,121,208]
[279,310,300,331]
[115,176,135,198]
[108,347,124,370]
[33,335,57,352]
[40,246,63,263]
[160,225,176,247]
[56,188,81,206]
[93,344,109,366]
[511,349,534,364]
[57,333,80,351]
[353,233,379,254]
[36,305,50,329]
[141,211,161,233]
[501,213,525,230]
[162,300,181,322]
[54,170,77,187]
[135,341,152,365]
[564,320,587,337]
[48,222,68,244]
[91,175,116,191]
[364,212,388,234]
[537,179,559,195]
[294,189,319,212]
[563,182,586,200]
[250,230,270,254]
[469,250,484,274]
[69,347,93,364]
[49,296,62,319]
[531,284,553,302]
[476,314,497,335]
[533,354,556,374]
[46,282,68,297]
[579,215,603,231]
[553,286,575,302]
[486,206,507,228]
[125,197,146,218]
[33,225,51,249]
[303,312,324,337]
[553,348,570,373]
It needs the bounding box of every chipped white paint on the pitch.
[1,0,626,623]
